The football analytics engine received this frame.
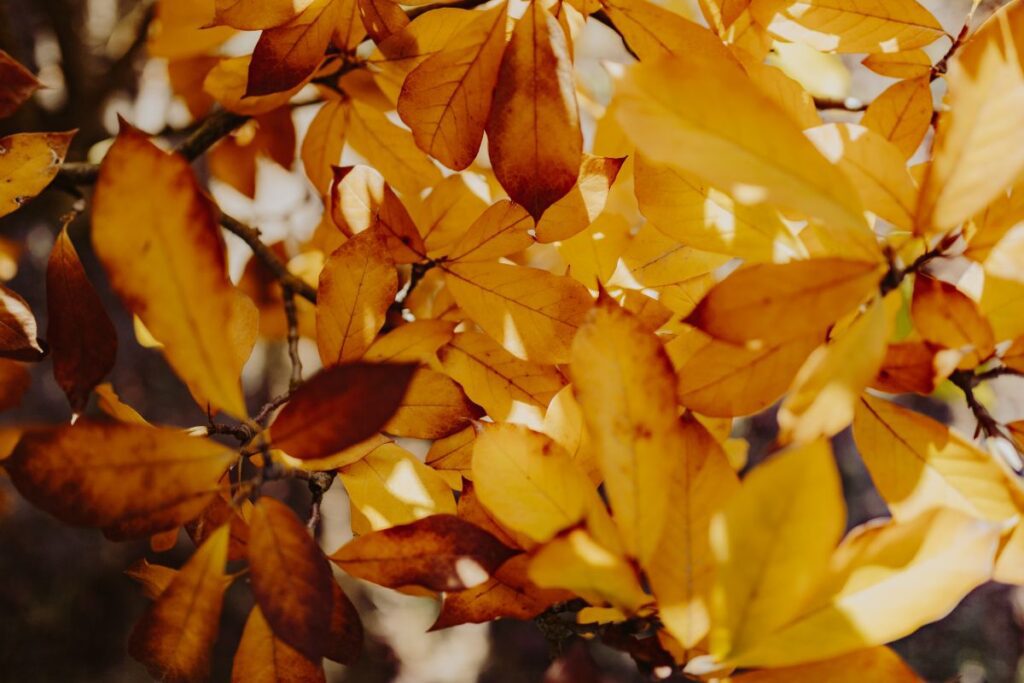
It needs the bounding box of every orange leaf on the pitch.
[485,0,581,219]
[5,422,234,530]
[382,368,483,439]
[302,99,350,194]
[213,0,304,29]
[128,525,232,683]
[246,0,339,96]
[357,0,409,43]
[861,76,932,159]
[330,514,516,591]
[269,362,416,460]
[911,275,995,368]
[232,606,326,683]
[46,225,117,413]
[249,497,334,660]
[446,199,534,262]
[0,131,75,218]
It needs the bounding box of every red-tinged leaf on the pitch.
[0,283,45,362]
[46,224,117,413]
[185,494,251,562]
[357,0,409,43]
[0,50,40,117]
[5,422,235,529]
[325,580,364,664]
[126,559,178,600]
[246,0,340,97]
[269,362,417,460]
[330,514,517,591]
[249,497,334,660]
[232,605,327,683]
[128,525,232,683]
[485,0,582,219]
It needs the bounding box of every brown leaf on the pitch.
[5,422,234,529]
[357,0,409,43]
[0,283,45,362]
[0,131,74,219]
[128,525,232,683]
[46,225,117,413]
[383,368,483,439]
[0,50,40,117]
[911,275,994,368]
[269,362,416,460]
[125,558,178,600]
[0,359,29,412]
[486,0,582,219]
[232,605,326,683]
[871,341,945,394]
[325,580,364,664]
[246,0,340,96]
[249,497,334,660]
[185,493,250,562]
[330,514,517,591]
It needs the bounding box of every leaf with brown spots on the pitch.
[330,514,516,591]
[46,224,117,413]
[249,497,334,660]
[0,131,74,219]
[128,525,232,683]
[270,362,416,460]
[5,422,235,530]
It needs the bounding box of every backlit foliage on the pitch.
[2,0,1024,680]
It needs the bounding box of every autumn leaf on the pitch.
[602,0,735,62]
[128,525,232,683]
[246,0,340,97]
[863,50,933,79]
[6,422,234,530]
[0,131,74,219]
[398,2,508,171]
[212,0,305,30]
[329,514,516,591]
[269,362,416,460]
[729,646,923,682]
[911,274,995,367]
[861,76,933,159]
[382,368,482,439]
[0,283,46,362]
[535,155,626,243]
[486,0,582,219]
[232,606,326,683]
[316,231,397,365]
[0,50,40,117]
[347,100,443,196]
[445,200,534,263]
[357,0,409,43]
[302,98,350,194]
[46,224,117,413]
[92,123,248,416]
[249,497,334,660]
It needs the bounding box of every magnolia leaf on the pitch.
[446,200,534,263]
[269,362,416,460]
[6,422,234,529]
[911,275,995,367]
[46,225,117,413]
[347,100,442,196]
[249,498,334,660]
[205,55,306,116]
[246,0,339,96]
[128,525,232,683]
[535,155,627,243]
[364,319,456,363]
[330,514,516,591]
[382,368,482,439]
[486,0,582,219]
[861,76,932,159]
[0,50,40,117]
[852,394,1023,523]
[398,3,508,171]
[0,131,74,218]
[862,50,933,79]
[602,0,735,62]
[125,559,178,601]
[302,99,350,194]
[0,283,46,362]
[92,123,247,416]
[317,231,397,365]
[231,606,326,683]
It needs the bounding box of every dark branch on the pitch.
[219,213,318,303]
[282,285,304,390]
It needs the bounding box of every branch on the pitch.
[282,285,304,390]
[813,97,868,112]
[950,369,1009,441]
[219,213,318,303]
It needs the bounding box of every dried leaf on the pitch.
[232,606,326,683]
[0,283,45,362]
[246,0,339,97]
[0,50,40,117]
[0,131,74,219]
[382,368,482,439]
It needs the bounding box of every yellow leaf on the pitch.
[357,0,409,44]
[751,0,943,53]
[149,0,235,59]
[615,53,870,238]
[648,417,740,649]
[486,0,581,219]
[805,123,918,230]
[743,61,822,130]
[414,175,489,257]
[724,509,998,668]
[711,440,844,660]
[911,274,995,367]
[383,368,481,439]
[397,3,508,171]
[0,131,74,218]
[541,385,600,484]
[339,442,456,534]
[205,56,306,116]
[316,231,397,365]
[364,319,456,363]
[916,1,1024,234]
[535,155,627,243]
[634,154,804,262]
[95,383,149,425]
[471,423,592,543]
[528,528,651,613]
[860,76,932,159]
[442,261,592,364]
[730,646,922,682]
[602,0,735,62]
[570,295,680,564]
[446,199,534,262]
[92,124,247,416]
[862,49,933,79]
[852,393,1023,523]
[302,99,350,194]
[347,100,442,196]
[779,295,893,443]
[981,274,1024,342]
[558,212,633,289]
[128,525,231,683]
[438,331,565,422]
[671,325,823,418]
[687,259,882,345]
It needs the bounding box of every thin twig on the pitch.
[950,369,1007,440]
[813,97,868,112]
[282,285,304,391]
[307,471,335,534]
[219,213,318,303]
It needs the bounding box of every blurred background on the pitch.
[1,0,1023,680]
